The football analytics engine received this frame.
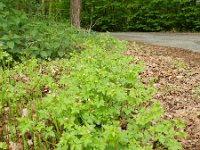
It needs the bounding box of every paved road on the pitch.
[110,32,200,52]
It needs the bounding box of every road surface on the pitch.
[110,32,200,52]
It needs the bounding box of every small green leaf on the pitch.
[1,35,9,41]
[0,142,7,150]
[0,2,5,10]
[174,119,185,130]
[7,41,15,49]
[58,51,65,57]
[40,51,48,58]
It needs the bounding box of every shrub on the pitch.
[0,2,93,62]
[0,34,186,149]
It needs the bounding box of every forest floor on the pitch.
[127,42,200,149]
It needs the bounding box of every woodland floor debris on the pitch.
[128,42,200,150]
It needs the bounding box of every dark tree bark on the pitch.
[70,0,81,28]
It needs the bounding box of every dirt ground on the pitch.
[127,42,200,150]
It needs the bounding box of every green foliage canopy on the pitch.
[7,0,200,31]
[81,0,200,31]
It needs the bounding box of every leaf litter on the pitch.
[127,42,200,150]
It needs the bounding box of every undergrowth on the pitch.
[1,35,186,149]
[0,2,97,61]
[0,2,187,150]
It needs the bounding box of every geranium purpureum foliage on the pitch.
[0,33,186,149]
[4,0,200,31]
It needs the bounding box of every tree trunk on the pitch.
[70,0,81,28]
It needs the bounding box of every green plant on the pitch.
[0,142,7,150]
[0,34,186,149]
[129,42,142,52]
[171,59,188,69]
[0,48,13,69]
[197,112,200,118]
[195,86,200,99]
[0,2,96,61]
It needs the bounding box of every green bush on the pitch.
[0,34,186,150]
[0,2,93,62]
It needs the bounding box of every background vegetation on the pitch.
[5,0,200,32]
